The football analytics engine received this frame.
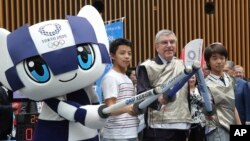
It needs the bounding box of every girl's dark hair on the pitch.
[109,38,133,54]
[204,43,228,70]
[126,67,136,77]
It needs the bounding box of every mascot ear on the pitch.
[0,28,13,90]
[77,5,109,51]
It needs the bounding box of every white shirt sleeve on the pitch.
[101,75,118,100]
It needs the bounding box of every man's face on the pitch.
[234,67,244,78]
[209,53,226,75]
[111,45,132,70]
[223,66,235,77]
[155,34,177,61]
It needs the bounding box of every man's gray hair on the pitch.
[155,29,177,43]
[225,60,235,69]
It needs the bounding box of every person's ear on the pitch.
[110,53,115,60]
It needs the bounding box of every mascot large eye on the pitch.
[77,44,95,70]
[24,56,50,83]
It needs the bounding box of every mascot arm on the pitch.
[45,98,109,129]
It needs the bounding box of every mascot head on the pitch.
[0,5,111,101]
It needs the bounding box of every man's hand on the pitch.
[158,95,168,105]
[127,105,139,116]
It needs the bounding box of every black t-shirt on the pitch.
[0,86,13,137]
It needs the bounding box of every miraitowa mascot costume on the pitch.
[0,5,111,141]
